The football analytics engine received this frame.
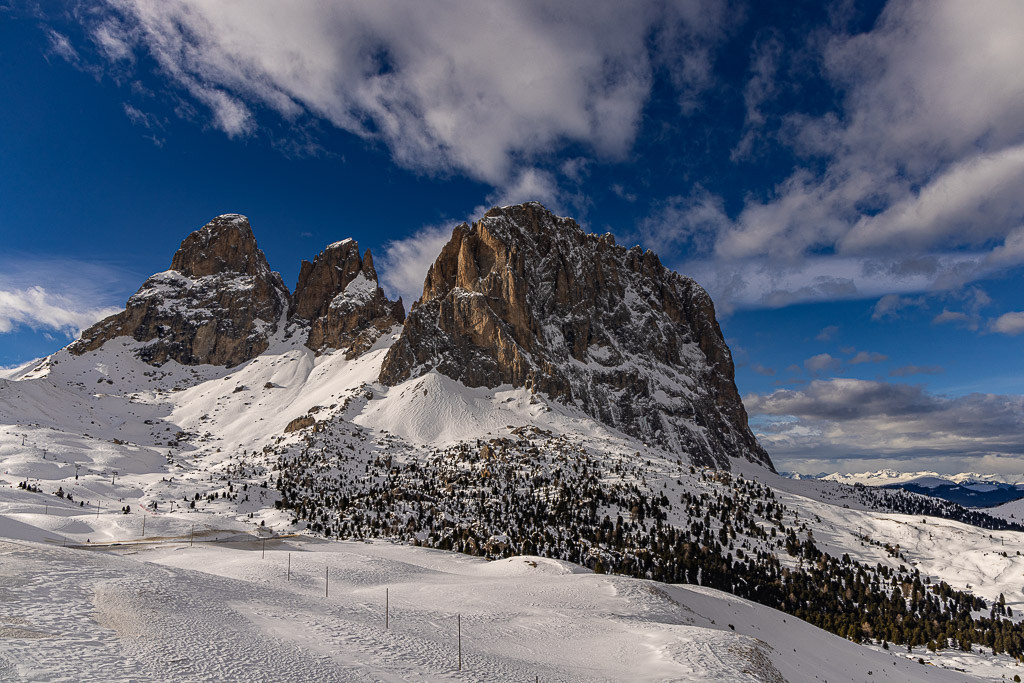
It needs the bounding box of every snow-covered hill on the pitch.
[0,501,990,682]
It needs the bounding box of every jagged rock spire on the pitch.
[291,240,404,357]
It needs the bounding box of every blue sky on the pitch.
[2,0,1023,474]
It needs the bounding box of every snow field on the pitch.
[0,511,979,682]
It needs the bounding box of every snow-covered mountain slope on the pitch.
[3,334,1024,679]
[0,506,985,682]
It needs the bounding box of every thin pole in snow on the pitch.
[458,613,462,671]
[190,523,194,547]
[325,566,329,597]
[96,502,100,519]
[262,537,266,559]
[287,553,291,580]
[385,588,389,629]
[141,515,145,537]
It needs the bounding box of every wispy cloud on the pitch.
[871,294,927,321]
[0,286,118,337]
[889,365,943,377]
[0,256,134,339]
[803,353,840,375]
[69,0,731,193]
[847,351,887,365]
[45,29,79,63]
[814,325,838,342]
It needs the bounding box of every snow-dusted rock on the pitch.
[380,202,772,470]
[70,214,290,367]
[292,240,404,358]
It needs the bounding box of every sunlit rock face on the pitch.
[380,202,773,471]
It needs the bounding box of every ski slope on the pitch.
[0,503,980,682]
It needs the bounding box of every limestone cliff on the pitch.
[291,240,404,358]
[379,202,773,470]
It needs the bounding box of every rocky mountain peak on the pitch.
[381,202,773,471]
[71,213,406,367]
[291,240,404,357]
[168,214,270,278]
[70,214,290,367]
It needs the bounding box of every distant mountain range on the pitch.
[783,469,1024,507]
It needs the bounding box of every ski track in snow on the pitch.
[0,532,981,682]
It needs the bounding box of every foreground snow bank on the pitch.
[0,528,976,681]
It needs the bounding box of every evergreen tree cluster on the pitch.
[271,423,1024,659]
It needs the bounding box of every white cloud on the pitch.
[82,0,729,187]
[634,189,728,258]
[378,224,454,307]
[848,351,887,365]
[682,250,999,313]
[814,325,838,342]
[889,365,943,377]
[990,311,1024,336]
[46,29,79,63]
[731,31,783,161]
[842,145,1024,253]
[932,309,972,329]
[871,294,926,321]
[0,286,119,337]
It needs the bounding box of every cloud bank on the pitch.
[83,0,727,192]
[747,378,1024,474]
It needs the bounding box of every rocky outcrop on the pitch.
[283,415,315,433]
[70,214,290,367]
[291,240,404,358]
[380,202,773,471]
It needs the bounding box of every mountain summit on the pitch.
[381,202,772,470]
[71,214,291,367]
[70,214,402,367]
